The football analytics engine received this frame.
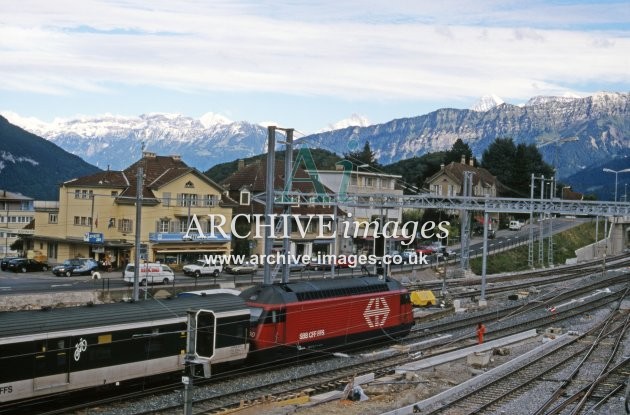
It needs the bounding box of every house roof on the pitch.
[62,153,234,206]
[425,162,502,193]
[222,158,338,216]
[0,189,33,201]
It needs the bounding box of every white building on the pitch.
[0,190,35,257]
[308,166,404,255]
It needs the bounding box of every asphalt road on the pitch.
[0,217,590,296]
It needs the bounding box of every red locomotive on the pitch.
[240,276,414,361]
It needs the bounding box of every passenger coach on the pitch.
[0,295,250,405]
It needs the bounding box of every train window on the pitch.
[98,334,112,344]
[36,340,46,353]
[401,293,411,304]
[145,340,163,356]
[89,347,111,362]
[216,315,249,348]
[56,352,67,368]
[261,309,286,324]
[250,307,264,324]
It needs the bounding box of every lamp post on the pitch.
[602,168,630,202]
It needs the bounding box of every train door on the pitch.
[33,338,70,390]
[268,307,286,346]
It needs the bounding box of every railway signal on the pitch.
[194,309,216,359]
[184,309,215,415]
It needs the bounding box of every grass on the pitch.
[469,219,604,275]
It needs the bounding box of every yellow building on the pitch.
[32,152,236,268]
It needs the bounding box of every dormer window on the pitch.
[240,189,251,205]
[185,181,195,188]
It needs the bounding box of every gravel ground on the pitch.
[82,273,629,415]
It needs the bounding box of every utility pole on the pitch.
[538,175,545,266]
[480,210,489,307]
[132,166,143,302]
[528,174,535,268]
[548,177,555,267]
[263,127,276,286]
[459,171,474,270]
[282,129,293,283]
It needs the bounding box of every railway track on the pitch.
[28,258,630,415]
[122,280,630,414]
[422,288,630,415]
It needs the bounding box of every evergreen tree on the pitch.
[481,137,553,196]
[444,138,473,165]
[344,141,379,167]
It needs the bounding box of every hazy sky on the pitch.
[1,0,629,133]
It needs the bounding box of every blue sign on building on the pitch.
[148,232,231,243]
[84,232,104,244]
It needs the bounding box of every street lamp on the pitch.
[602,168,630,202]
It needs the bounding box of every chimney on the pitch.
[440,163,445,170]
[469,158,474,167]
[142,151,156,158]
[238,159,245,170]
[171,155,181,161]
[460,155,466,164]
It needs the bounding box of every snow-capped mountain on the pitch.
[470,94,504,112]
[321,114,371,132]
[2,113,270,171]
[3,92,629,182]
[303,92,630,179]
[0,115,100,200]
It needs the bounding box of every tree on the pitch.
[481,137,553,197]
[345,141,379,167]
[444,138,473,165]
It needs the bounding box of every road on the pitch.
[0,217,590,296]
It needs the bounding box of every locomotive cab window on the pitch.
[250,307,264,324]
[401,293,411,305]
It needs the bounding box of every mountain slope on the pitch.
[17,113,270,171]
[301,92,630,179]
[0,116,100,200]
[4,92,629,182]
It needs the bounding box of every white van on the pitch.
[509,220,524,230]
[123,263,175,285]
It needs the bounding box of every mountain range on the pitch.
[2,91,629,199]
[0,115,100,200]
[303,92,630,180]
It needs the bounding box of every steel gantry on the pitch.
[266,191,630,217]
[260,126,630,304]
[260,190,630,304]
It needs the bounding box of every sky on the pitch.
[1,0,629,134]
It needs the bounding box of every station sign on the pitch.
[84,232,104,244]
[149,232,231,243]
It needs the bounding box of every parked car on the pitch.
[7,258,49,273]
[287,259,307,272]
[52,258,99,277]
[182,259,222,278]
[416,246,435,256]
[334,254,357,268]
[306,259,333,271]
[225,261,258,275]
[123,263,175,285]
[1,256,20,271]
[401,249,418,262]
[432,245,457,259]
